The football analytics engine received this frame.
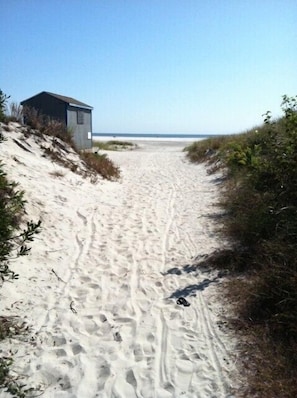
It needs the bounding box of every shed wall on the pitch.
[67,107,92,150]
[22,92,66,123]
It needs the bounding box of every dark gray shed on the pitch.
[21,91,93,150]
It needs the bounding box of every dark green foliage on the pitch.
[0,357,34,397]
[0,137,42,282]
[0,130,41,396]
[185,95,297,397]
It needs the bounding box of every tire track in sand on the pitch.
[197,291,229,397]
[161,184,177,273]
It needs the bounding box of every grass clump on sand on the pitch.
[93,140,136,151]
[185,95,297,397]
[80,152,120,181]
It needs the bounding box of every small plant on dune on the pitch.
[0,357,35,398]
[80,151,120,180]
[93,140,136,151]
[6,102,23,123]
[49,170,65,178]
[0,90,10,123]
[0,172,42,282]
[0,145,42,281]
[23,106,75,148]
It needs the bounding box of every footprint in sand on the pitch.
[55,348,67,357]
[99,314,107,323]
[126,369,137,388]
[72,343,84,355]
[80,276,92,283]
[147,332,155,343]
[97,360,111,390]
[133,344,144,362]
[53,336,67,346]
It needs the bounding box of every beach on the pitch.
[0,126,240,397]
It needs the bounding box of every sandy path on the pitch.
[0,133,239,397]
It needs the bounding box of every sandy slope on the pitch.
[0,124,240,397]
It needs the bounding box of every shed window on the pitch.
[77,110,84,124]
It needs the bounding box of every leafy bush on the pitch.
[185,95,297,397]
[0,124,41,396]
[0,158,41,281]
[0,357,35,397]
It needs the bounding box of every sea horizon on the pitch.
[92,132,217,142]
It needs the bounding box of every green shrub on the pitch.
[0,160,41,281]
[0,128,41,396]
[185,95,297,397]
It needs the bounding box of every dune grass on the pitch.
[93,140,136,151]
[185,95,297,397]
[80,151,120,180]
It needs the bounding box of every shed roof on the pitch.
[22,91,93,110]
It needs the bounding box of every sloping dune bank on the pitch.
[0,129,242,397]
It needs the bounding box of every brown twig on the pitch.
[51,268,65,283]
[70,301,77,314]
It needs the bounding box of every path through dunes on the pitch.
[0,135,240,397]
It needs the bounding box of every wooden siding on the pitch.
[21,92,66,123]
[67,106,92,150]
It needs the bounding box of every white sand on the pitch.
[0,124,240,397]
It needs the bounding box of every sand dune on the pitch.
[0,124,240,397]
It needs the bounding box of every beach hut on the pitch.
[21,91,93,150]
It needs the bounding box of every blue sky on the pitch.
[1,0,296,134]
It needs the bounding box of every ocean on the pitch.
[92,132,214,143]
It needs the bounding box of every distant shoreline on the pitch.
[93,132,214,143]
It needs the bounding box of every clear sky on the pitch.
[1,0,296,134]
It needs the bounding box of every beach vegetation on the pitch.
[22,106,75,148]
[0,159,41,281]
[0,357,35,398]
[185,95,297,397]
[0,90,10,123]
[0,126,41,396]
[80,151,120,180]
[49,170,65,178]
[93,140,136,151]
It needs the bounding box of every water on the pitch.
[93,132,214,143]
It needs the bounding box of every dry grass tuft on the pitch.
[80,151,120,180]
[49,170,65,178]
[93,140,136,151]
